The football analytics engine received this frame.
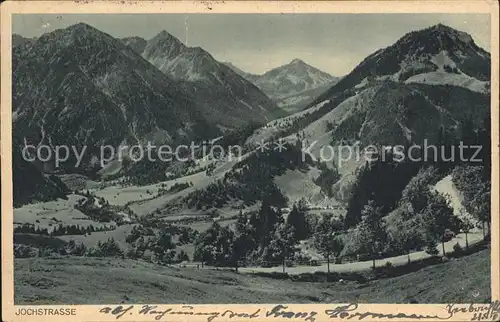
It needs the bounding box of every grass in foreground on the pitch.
[15,249,490,304]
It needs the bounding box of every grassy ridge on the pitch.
[15,249,490,304]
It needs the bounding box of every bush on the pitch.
[125,247,142,259]
[175,250,190,263]
[85,238,123,257]
[159,249,176,264]
[443,229,456,242]
[453,242,463,254]
[66,241,87,256]
[38,246,55,257]
[14,244,38,258]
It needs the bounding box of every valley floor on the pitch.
[15,249,490,304]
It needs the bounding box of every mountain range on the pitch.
[189,23,491,215]
[12,23,491,208]
[122,31,285,129]
[12,24,288,172]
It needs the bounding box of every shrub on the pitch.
[443,229,456,242]
[99,238,123,257]
[38,246,55,257]
[14,244,38,258]
[85,238,123,257]
[159,249,176,264]
[125,247,141,259]
[453,242,463,254]
[66,241,87,256]
[175,250,190,263]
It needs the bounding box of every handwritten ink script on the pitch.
[99,301,500,321]
[99,304,261,322]
[325,303,446,320]
[446,301,500,321]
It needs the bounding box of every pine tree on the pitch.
[286,204,308,241]
[153,230,176,262]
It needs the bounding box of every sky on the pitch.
[13,14,491,76]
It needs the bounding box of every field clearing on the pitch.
[176,243,196,259]
[13,195,108,231]
[57,174,100,191]
[14,249,490,304]
[128,172,214,216]
[93,184,161,206]
[58,224,139,249]
[126,152,255,217]
[179,219,238,232]
[274,168,322,204]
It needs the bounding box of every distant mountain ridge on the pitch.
[13,23,220,172]
[12,34,35,47]
[226,59,339,114]
[122,31,285,128]
[12,22,491,211]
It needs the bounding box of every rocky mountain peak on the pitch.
[150,30,186,48]
[290,58,305,65]
[144,30,186,58]
[395,23,482,56]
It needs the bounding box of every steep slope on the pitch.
[223,62,256,81]
[12,34,34,47]
[136,31,284,129]
[120,36,147,54]
[13,23,219,172]
[227,59,339,113]
[12,138,69,207]
[298,23,491,154]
